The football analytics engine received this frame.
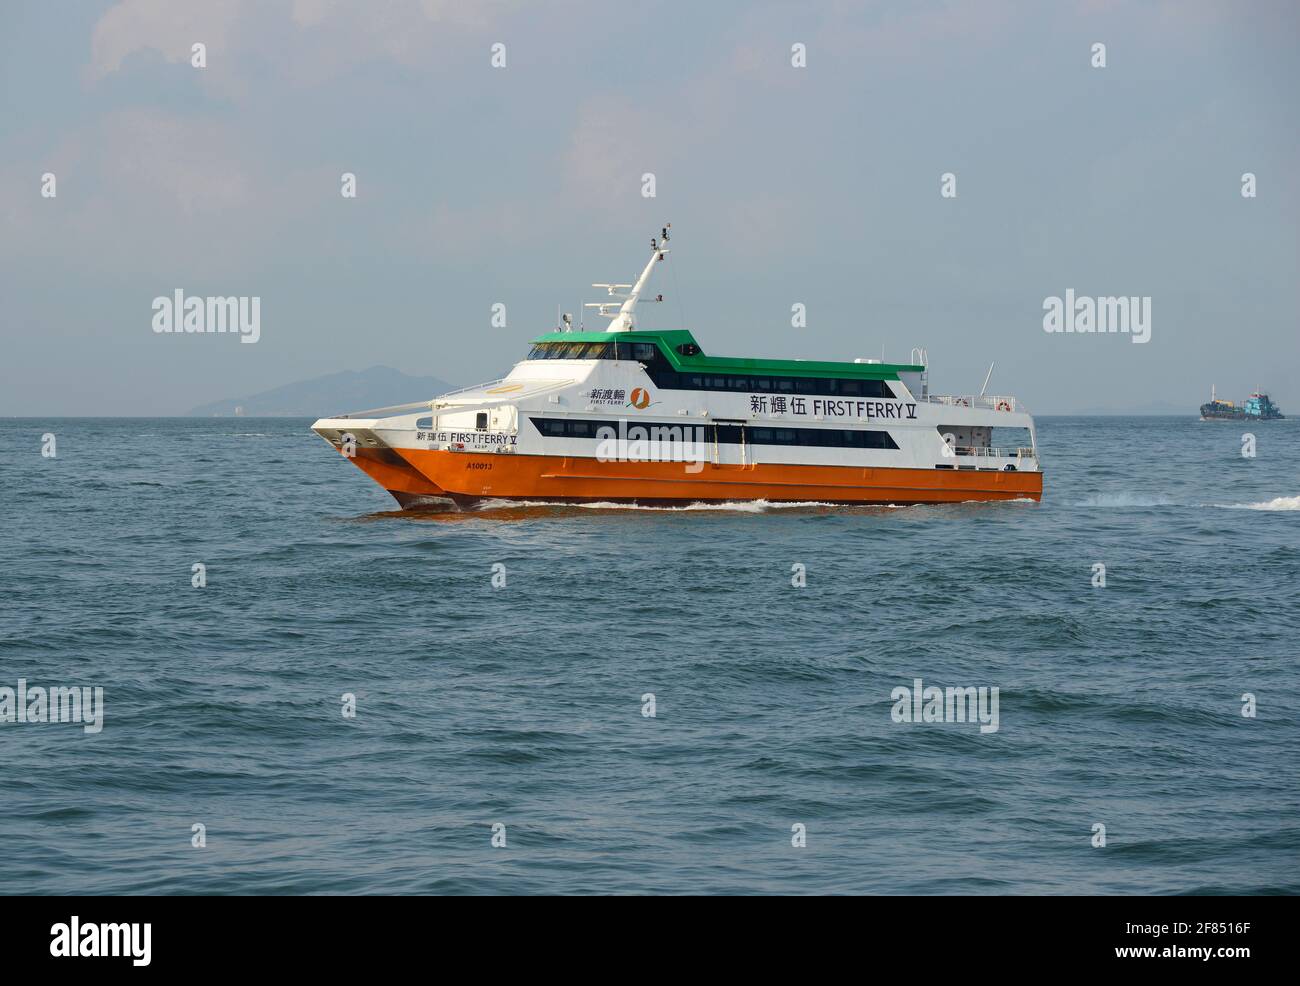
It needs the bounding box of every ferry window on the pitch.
[631,343,658,361]
[635,357,900,397]
[475,412,488,431]
[416,417,432,429]
[738,427,898,449]
[712,424,734,443]
[528,416,898,450]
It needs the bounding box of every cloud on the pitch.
[0,107,327,277]
[89,0,250,79]
[562,95,685,211]
[89,0,527,86]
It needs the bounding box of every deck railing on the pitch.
[950,445,1036,460]
[921,394,1019,412]
[429,379,507,404]
[330,399,433,419]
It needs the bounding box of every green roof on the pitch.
[530,330,925,380]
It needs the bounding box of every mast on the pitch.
[586,224,670,332]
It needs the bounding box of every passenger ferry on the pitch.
[312,228,1042,507]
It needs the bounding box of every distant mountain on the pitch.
[1066,400,1188,415]
[187,366,456,417]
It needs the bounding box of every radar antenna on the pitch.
[583,224,671,332]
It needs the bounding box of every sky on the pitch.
[1,0,1297,415]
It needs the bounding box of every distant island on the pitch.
[187,365,455,417]
[1067,400,1188,415]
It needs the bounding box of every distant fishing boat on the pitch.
[1200,385,1284,421]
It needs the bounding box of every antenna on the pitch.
[980,361,996,397]
[586,224,672,332]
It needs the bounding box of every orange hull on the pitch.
[390,449,1043,506]
[345,447,449,506]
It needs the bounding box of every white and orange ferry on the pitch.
[313,228,1042,507]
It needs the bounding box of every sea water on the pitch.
[1,416,1297,893]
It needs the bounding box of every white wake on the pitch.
[1217,495,1300,511]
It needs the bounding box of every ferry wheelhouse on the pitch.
[313,228,1043,507]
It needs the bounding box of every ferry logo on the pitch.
[628,387,653,409]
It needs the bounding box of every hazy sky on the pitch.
[2,0,1297,415]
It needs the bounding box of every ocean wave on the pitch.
[476,498,847,513]
[1217,495,1300,511]
[1076,492,1179,507]
[1077,492,1300,511]
[468,498,1033,514]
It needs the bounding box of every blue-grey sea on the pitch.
[2,416,1298,895]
